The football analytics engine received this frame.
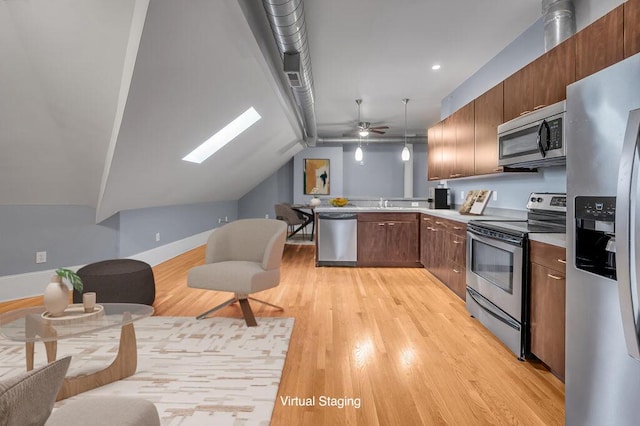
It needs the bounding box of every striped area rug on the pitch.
[0,316,294,425]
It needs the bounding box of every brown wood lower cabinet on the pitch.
[357,213,420,267]
[529,240,567,381]
[420,214,467,301]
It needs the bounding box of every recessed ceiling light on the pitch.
[182,107,261,164]
[431,64,441,71]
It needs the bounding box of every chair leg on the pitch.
[195,296,237,320]
[248,296,284,311]
[238,298,258,327]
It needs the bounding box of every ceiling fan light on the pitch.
[359,129,369,137]
[401,145,411,161]
[355,146,364,162]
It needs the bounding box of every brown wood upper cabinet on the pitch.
[503,62,534,122]
[625,0,640,58]
[453,101,475,178]
[474,82,504,175]
[427,122,443,181]
[575,5,624,81]
[504,38,575,122]
[532,37,575,109]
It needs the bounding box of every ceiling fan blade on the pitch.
[369,126,389,130]
[370,129,387,135]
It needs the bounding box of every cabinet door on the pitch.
[448,265,467,301]
[576,5,624,81]
[533,37,575,109]
[441,115,456,180]
[386,221,419,263]
[357,221,387,264]
[427,123,443,181]
[474,83,504,175]
[503,63,534,122]
[420,215,433,267]
[431,220,448,283]
[453,102,475,178]
[447,232,467,300]
[625,0,640,58]
[530,263,566,381]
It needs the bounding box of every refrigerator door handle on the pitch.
[616,108,640,360]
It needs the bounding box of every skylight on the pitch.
[182,107,261,164]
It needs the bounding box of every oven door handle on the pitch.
[466,288,521,330]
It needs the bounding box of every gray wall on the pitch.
[118,201,237,257]
[413,143,428,198]
[0,205,119,276]
[293,146,344,204]
[0,200,237,277]
[342,143,406,198]
[238,160,294,220]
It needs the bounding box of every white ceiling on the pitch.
[0,0,542,221]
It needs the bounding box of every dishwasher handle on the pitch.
[318,213,358,220]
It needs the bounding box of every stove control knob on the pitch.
[530,197,536,202]
[536,197,543,202]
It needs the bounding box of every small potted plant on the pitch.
[43,268,83,316]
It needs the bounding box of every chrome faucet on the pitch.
[384,200,389,208]
[379,198,384,208]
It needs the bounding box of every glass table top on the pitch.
[0,303,154,343]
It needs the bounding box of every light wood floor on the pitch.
[1,245,565,425]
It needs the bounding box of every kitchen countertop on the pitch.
[528,233,566,248]
[314,206,526,224]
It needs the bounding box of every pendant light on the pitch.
[355,99,365,162]
[401,98,411,162]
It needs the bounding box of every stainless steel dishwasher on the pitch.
[316,212,358,266]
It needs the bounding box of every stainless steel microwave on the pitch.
[497,100,566,168]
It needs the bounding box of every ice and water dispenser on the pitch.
[575,196,617,280]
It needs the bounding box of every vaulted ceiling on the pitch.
[0,0,541,222]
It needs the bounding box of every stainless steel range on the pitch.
[466,192,566,359]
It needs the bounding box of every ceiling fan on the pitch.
[355,99,388,137]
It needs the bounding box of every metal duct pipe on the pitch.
[263,0,317,145]
[317,136,427,144]
[542,0,576,51]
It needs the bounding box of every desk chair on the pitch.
[186,219,287,326]
[274,203,307,238]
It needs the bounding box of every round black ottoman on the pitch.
[73,259,155,306]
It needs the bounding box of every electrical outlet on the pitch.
[155,232,161,242]
[493,191,498,201]
[411,202,419,207]
[218,218,222,224]
[225,216,228,222]
[265,214,269,219]
[36,251,47,264]
[460,191,465,200]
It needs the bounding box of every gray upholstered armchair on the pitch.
[187,218,287,326]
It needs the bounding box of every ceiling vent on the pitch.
[284,52,302,87]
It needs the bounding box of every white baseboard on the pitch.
[0,229,214,302]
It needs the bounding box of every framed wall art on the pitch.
[304,158,330,195]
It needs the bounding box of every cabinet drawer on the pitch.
[530,240,566,272]
[358,212,419,222]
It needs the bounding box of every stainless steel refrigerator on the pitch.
[566,52,640,425]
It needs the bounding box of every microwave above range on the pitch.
[497,100,566,169]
